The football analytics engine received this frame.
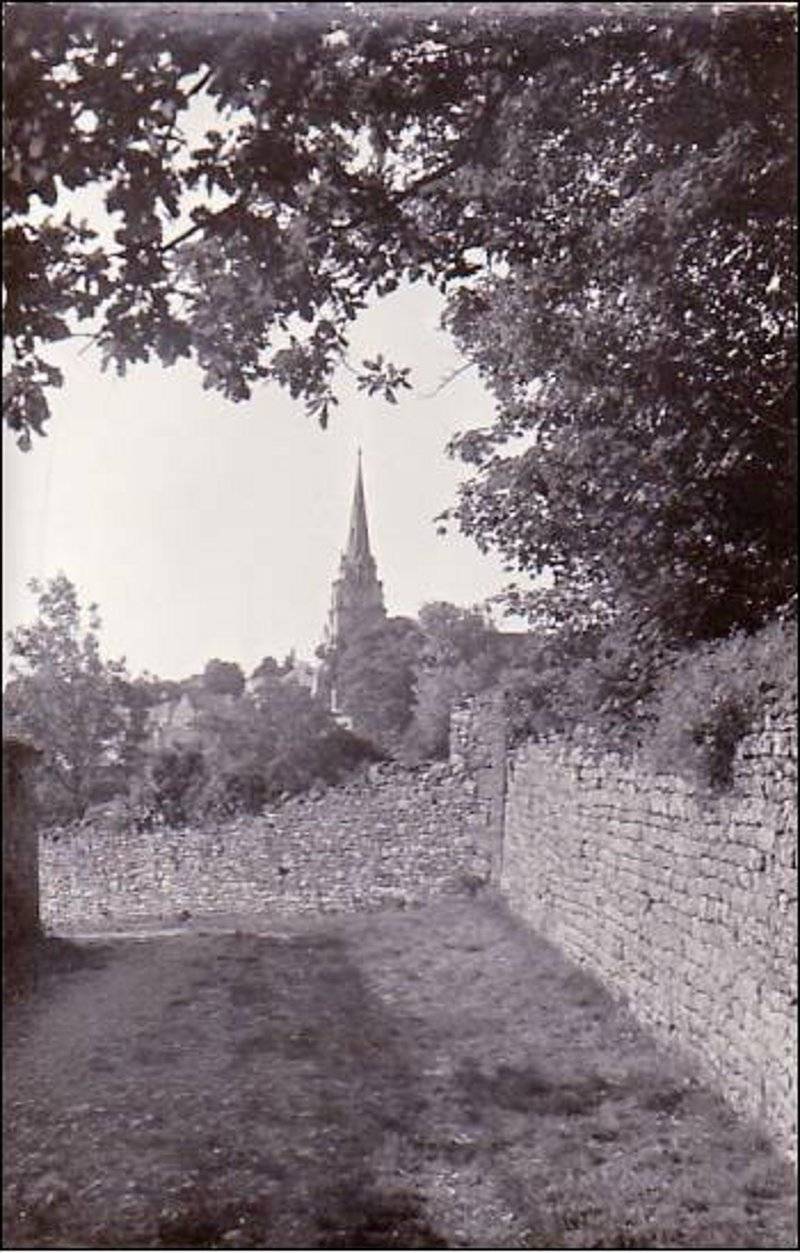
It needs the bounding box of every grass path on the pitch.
[3,896,796,1249]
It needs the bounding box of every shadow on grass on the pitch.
[156,1191,274,1250]
[315,1180,449,1249]
[4,935,117,1006]
[161,931,447,1249]
[151,1180,449,1250]
[456,1058,613,1119]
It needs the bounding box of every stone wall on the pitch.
[40,763,489,930]
[3,738,42,953]
[34,691,799,1159]
[499,698,797,1160]
[449,690,507,880]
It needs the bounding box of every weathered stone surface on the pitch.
[449,691,506,878]
[40,764,489,931]
[487,695,797,1162]
[36,689,798,1165]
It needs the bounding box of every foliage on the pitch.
[4,2,795,645]
[3,574,134,820]
[404,602,504,759]
[135,744,208,828]
[4,0,460,440]
[331,616,422,750]
[243,660,334,766]
[407,663,486,762]
[192,657,380,815]
[124,652,381,826]
[640,617,797,793]
[249,654,291,690]
[437,5,796,642]
[106,673,167,785]
[216,767,269,817]
[416,601,499,671]
[500,614,671,749]
[202,658,245,697]
[498,610,797,794]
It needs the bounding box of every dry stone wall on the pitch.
[449,690,507,879]
[500,697,797,1160]
[40,764,489,930]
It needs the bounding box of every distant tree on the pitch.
[141,744,209,828]
[202,658,245,697]
[332,616,422,750]
[196,657,377,808]
[405,603,503,759]
[250,654,292,691]
[3,574,131,820]
[416,602,500,672]
[111,672,169,784]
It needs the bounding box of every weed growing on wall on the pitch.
[495,613,795,794]
[641,618,797,792]
[500,613,671,750]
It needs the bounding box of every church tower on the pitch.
[317,452,386,713]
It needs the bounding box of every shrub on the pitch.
[500,615,670,749]
[260,727,382,800]
[135,746,208,828]
[313,726,384,781]
[127,726,382,828]
[640,617,797,791]
[219,769,268,816]
[485,611,795,795]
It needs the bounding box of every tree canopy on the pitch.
[188,652,379,808]
[4,1,796,642]
[406,601,504,758]
[329,615,422,749]
[202,657,246,697]
[3,574,133,818]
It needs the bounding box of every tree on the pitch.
[331,616,422,750]
[195,655,379,806]
[4,3,795,641]
[202,657,245,697]
[416,602,500,672]
[406,602,503,758]
[250,653,293,690]
[3,574,132,819]
[112,671,171,781]
[432,5,796,642]
[141,744,209,828]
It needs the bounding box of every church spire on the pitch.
[320,451,386,684]
[345,447,372,563]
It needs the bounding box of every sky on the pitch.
[3,280,534,683]
[3,62,538,686]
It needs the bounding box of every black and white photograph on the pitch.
[3,2,797,1248]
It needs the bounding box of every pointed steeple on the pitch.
[320,452,386,674]
[345,448,372,563]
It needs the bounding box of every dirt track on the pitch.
[3,898,796,1249]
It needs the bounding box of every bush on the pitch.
[127,726,382,829]
[219,769,268,815]
[490,611,795,795]
[501,615,670,749]
[313,726,384,781]
[134,746,208,828]
[640,618,797,792]
[260,727,383,800]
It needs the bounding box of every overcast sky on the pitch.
[4,280,534,682]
